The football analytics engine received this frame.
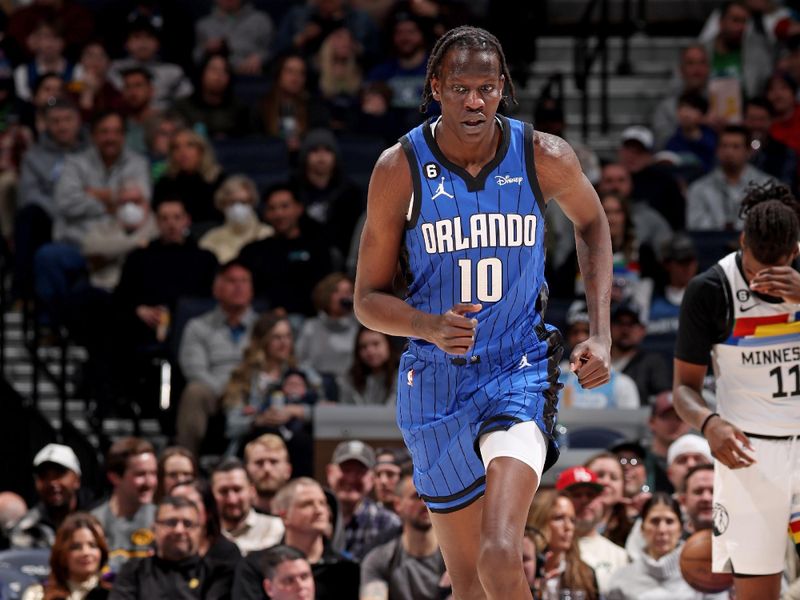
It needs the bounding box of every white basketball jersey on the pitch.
[711,251,800,436]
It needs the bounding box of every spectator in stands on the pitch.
[679,464,714,534]
[585,453,633,548]
[257,54,328,154]
[110,17,192,111]
[7,0,94,63]
[154,447,198,503]
[558,300,640,408]
[14,97,85,300]
[610,302,672,404]
[352,81,399,144]
[119,67,158,155]
[169,479,241,585]
[338,327,399,406]
[326,440,401,560]
[317,28,363,131]
[665,434,712,494]
[24,512,111,600]
[233,477,359,600]
[18,72,64,136]
[609,440,651,519]
[362,471,444,600]
[111,495,231,599]
[665,92,718,174]
[224,311,323,474]
[259,545,315,600]
[607,493,726,600]
[91,437,157,574]
[113,196,217,354]
[555,466,628,596]
[193,0,274,76]
[173,52,249,140]
[296,272,358,380]
[0,493,27,549]
[153,128,225,232]
[199,175,273,263]
[704,2,750,96]
[785,35,800,98]
[767,71,800,158]
[238,184,333,316]
[11,443,85,549]
[744,96,797,190]
[367,13,430,134]
[14,19,74,102]
[143,111,185,183]
[79,180,156,293]
[0,63,30,246]
[534,97,601,185]
[372,448,409,512]
[210,458,284,556]
[69,41,124,122]
[275,0,380,66]
[243,434,292,515]
[645,392,690,493]
[652,44,710,149]
[290,128,364,260]
[34,109,149,324]
[618,126,686,230]
[686,125,772,231]
[527,489,599,600]
[175,260,258,455]
[648,233,698,336]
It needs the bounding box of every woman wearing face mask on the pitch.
[199,174,273,263]
[294,272,359,382]
[607,493,727,600]
[23,513,111,600]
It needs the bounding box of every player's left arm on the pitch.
[534,131,612,389]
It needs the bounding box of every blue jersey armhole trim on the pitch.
[400,134,422,230]
[523,122,546,216]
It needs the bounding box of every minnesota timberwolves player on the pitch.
[355,26,612,599]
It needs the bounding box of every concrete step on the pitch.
[535,35,696,65]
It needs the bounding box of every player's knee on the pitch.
[477,536,522,585]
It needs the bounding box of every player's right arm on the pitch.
[354,144,480,355]
[673,273,755,469]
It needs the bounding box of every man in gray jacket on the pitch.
[33,109,150,324]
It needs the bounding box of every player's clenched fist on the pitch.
[421,303,482,355]
[570,335,611,389]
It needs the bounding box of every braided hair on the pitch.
[420,26,516,113]
[739,180,800,264]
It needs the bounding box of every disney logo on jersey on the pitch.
[495,174,523,186]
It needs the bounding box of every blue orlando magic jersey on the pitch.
[400,114,548,359]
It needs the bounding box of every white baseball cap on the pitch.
[667,434,712,466]
[620,126,654,152]
[33,443,82,476]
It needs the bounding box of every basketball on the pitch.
[680,529,734,593]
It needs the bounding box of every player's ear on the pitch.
[499,73,505,93]
[431,76,441,101]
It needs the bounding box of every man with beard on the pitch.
[111,496,232,599]
[244,434,292,515]
[361,472,445,600]
[232,478,359,600]
[326,440,400,560]
[666,433,713,493]
[91,437,158,575]
[11,444,88,548]
[210,457,283,556]
[555,466,628,597]
[681,464,714,534]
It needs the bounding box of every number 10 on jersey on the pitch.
[458,258,503,303]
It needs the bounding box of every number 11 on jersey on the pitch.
[458,258,503,303]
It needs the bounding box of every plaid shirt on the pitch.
[344,497,401,560]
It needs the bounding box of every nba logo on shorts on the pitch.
[407,369,414,387]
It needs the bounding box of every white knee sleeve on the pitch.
[479,420,547,482]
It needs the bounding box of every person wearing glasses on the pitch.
[110,496,231,599]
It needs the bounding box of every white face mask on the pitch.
[225,202,255,226]
[117,202,145,227]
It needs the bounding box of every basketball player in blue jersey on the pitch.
[354,26,612,599]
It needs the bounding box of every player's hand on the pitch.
[750,266,800,303]
[424,303,481,355]
[704,416,756,469]
[569,335,610,389]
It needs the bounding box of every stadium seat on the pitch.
[564,426,626,449]
[233,75,271,107]
[0,565,39,600]
[213,137,290,194]
[0,549,50,583]
[688,230,740,273]
[336,134,387,193]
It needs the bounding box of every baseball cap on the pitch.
[667,434,712,466]
[332,440,376,469]
[620,126,654,152]
[611,301,642,324]
[555,466,604,494]
[661,233,697,262]
[33,443,81,476]
[566,300,590,326]
[608,439,646,460]
[374,447,410,469]
[651,391,676,417]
